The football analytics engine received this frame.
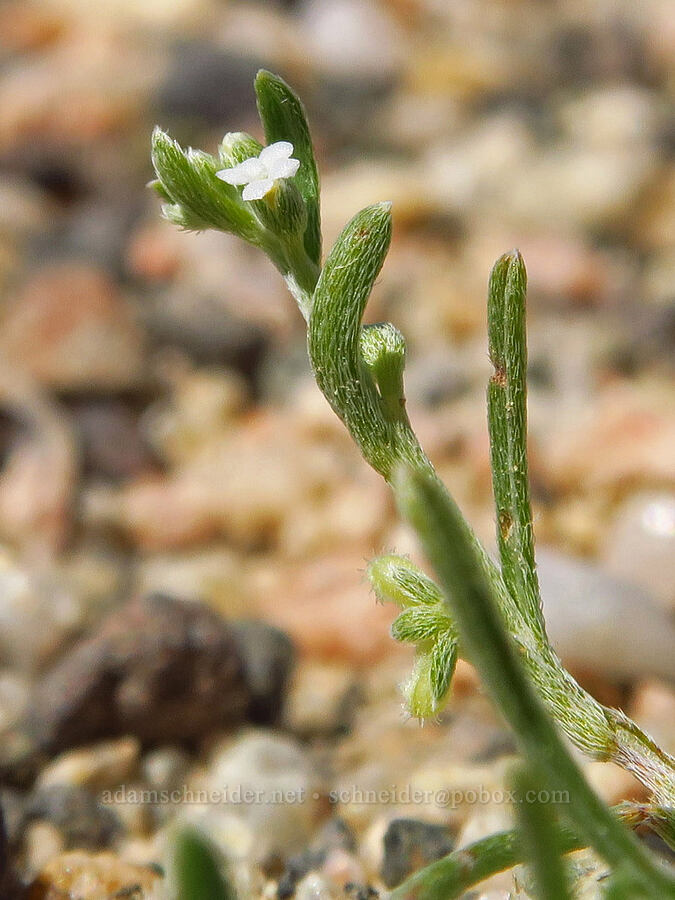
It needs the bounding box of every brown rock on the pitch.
[253,553,400,665]
[28,594,250,752]
[0,360,76,554]
[26,851,162,900]
[1,264,144,391]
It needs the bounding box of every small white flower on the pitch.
[216,141,300,201]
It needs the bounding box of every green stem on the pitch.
[306,207,675,807]
[391,803,659,900]
[512,764,572,900]
[396,467,675,898]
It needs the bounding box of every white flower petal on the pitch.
[216,166,250,185]
[237,157,267,180]
[266,157,300,180]
[259,141,294,166]
[242,178,275,201]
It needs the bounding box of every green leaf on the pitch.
[429,629,458,704]
[151,128,260,242]
[171,828,237,900]
[360,322,408,423]
[512,765,572,900]
[255,70,322,265]
[218,131,263,168]
[308,202,394,475]
[487,250,545,638]
[394,464,675,898]
[391,607,441,643]
[367,554,445,609]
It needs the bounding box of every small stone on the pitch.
[294,872,337,900]
[300,0,403,80]
[23,821,64,876]
[142,366,249,466]
[538,548,675,682]
[0,360,77,554]
[0,670,30,733]
[601,492,675,611]
[141,746,191,793]
[158,44,261,125]
[583,761,645,806]
[0,554,82,674]
[278,818,357,897]
[0,264,145,391]
[35,738,140,792]
[23,785,122,851]
[28,593,250,751]
[72,400,154,481]
[380,818,454,889]
[199,730,319,862]
[253,553,399,665]
[229,621,295,726]
[283,661,361,737]
[629,679,675,754]
[26,850,163,899]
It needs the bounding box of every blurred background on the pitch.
[0,0,673,896]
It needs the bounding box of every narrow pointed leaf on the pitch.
[429,629,458,704]
[172,828,237,900]
[255,70,321,265]
[487,250,545,637]
[367,554,445,608]
[513,765,572,900]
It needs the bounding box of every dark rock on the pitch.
[471,732,518,763]
[22,785,121,850]
[142,287,269,380]
[380,819,454,889]
[70,400,155,481]
[158,44,262,126]
[277,818,356,898]
[230,621,295,725]
[27,594,250,752]
[344,886,378,899]
[0,795,23,900]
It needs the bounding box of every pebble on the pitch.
[28,593,250,751]
[199,730,319,862]
[300,0,404,80]
[278,818,357,897]
[294,872,338,900]
[72,400,154,481]
[252,552,400,665]
[23,785,122,851]
[141,283,268,376]
[283,661,362,737]
[229,620,295,726]
[134,547,249,618]
[538,548,675,682]
[0,359,77,554]
[35,738,140,792]
[0,554,82,673]
[158,43,261,126]
[380,818,454,889]
[141,746,191,794]
[26,850,163,899]
[23,820,64,876]
[142,365,249,466]
[629,679,675,754]
[0,670,30,734]
[0,264,145,392]
[90,411,341,550]
[601,492,675,611]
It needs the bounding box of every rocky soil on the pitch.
[0,0,673,897]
